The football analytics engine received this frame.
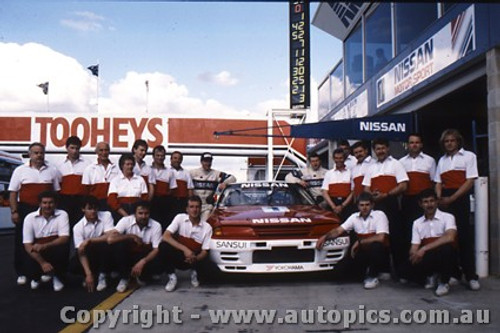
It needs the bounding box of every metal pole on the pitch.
[475,177,489,277]
[267,110,273,181]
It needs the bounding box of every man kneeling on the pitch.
[71,196,114,292]
[23,191,69,291]
[409,188,459,297]
[317,192,390,289]
[160,195,213,292]
[107,201,162,292]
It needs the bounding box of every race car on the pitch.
[207,181,349,273]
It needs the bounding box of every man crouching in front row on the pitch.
[23,191,69,291]
[316,192,390,289]
[159,195,213,292]
[107,201,163,292]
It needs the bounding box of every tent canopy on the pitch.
[290,114,414,141]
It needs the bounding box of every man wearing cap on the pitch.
[190,153,236,220]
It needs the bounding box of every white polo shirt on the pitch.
[114,215,162,248]
[399,152,436,196]
[151,166,178,196]
[134,160,153,184]
[341,210,390,236]
[344,154,357,170]
[434,148,478,189]
[351,156,375,196]
[82,161,120,200]
[411,209,457,245]
[321,167,352,198]
[170,167,194,198]
[9,163,60,206]
[362,156,409,193]
[108,173,148,198]
[167,213,213,250]
[23,209,70,243]
[73,211,114,248]
[56,157,90,195]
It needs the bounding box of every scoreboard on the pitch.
[289,0,310,110]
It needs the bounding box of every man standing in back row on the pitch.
[285,152,328,204]
[434,129,480,290]
[190,153,236,221]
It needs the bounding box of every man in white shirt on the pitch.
[107,201,162,292]
[317,192,390,289]
[71,196,114,292]
[408,188,459,297]
[160,195,213,292]
[23,191,69,292]
[285,152,328,203]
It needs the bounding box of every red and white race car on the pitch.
[207,181,349,273]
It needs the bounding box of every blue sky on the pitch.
[0,1,342,117]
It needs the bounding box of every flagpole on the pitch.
[145,80,149,113]
[96,60,100,113]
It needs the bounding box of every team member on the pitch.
[169,151,194,224]
[56,136,89,228]
[316,192,390,289]
[434,129,480,290]
[150,145,177,230]
[190,152,236,221]
[82,142,120,210]
[23,191,69,291]
[71,196,114,292]
[350,141,375,200]
[107,201,163,292]
[321,148,353,220]
[338,140,356,170]
[9,142,60,286]
[399,133,436,249]
[408,189,459,296]
[160,195,213,292]
[132,139,154,200]
[285,152,328,203]
[362,138,408,277]
[108,154,149,220]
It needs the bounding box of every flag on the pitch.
[87,64,99,77]
[145,80,149,93]
[37,82,49,95]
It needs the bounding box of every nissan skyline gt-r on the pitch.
[207,181,350,273]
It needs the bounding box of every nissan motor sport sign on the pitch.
[376,5,475,108]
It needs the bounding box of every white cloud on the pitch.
[0,42,280,119]
[60,11,107,32]
[197,70,239,86]
[0,42,94,113]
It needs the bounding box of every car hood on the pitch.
[208,205,340,227]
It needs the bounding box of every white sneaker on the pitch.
[424,275,437,289]
[17,275,27,285]
[165,274,177,292]
[363,277,379,289]
[41,274,52,283]
[53,276,64,292]
[96,273,107,291]
[435,283,450,296]
[449,277,460,286]
[30,280,40,290]
[378,272,391,281]
[469,279,481,291]
[191,270,200,288]
[116,278,129,293]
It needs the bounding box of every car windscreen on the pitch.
[218,183,315,207]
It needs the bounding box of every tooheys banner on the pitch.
[0,115,166,152]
